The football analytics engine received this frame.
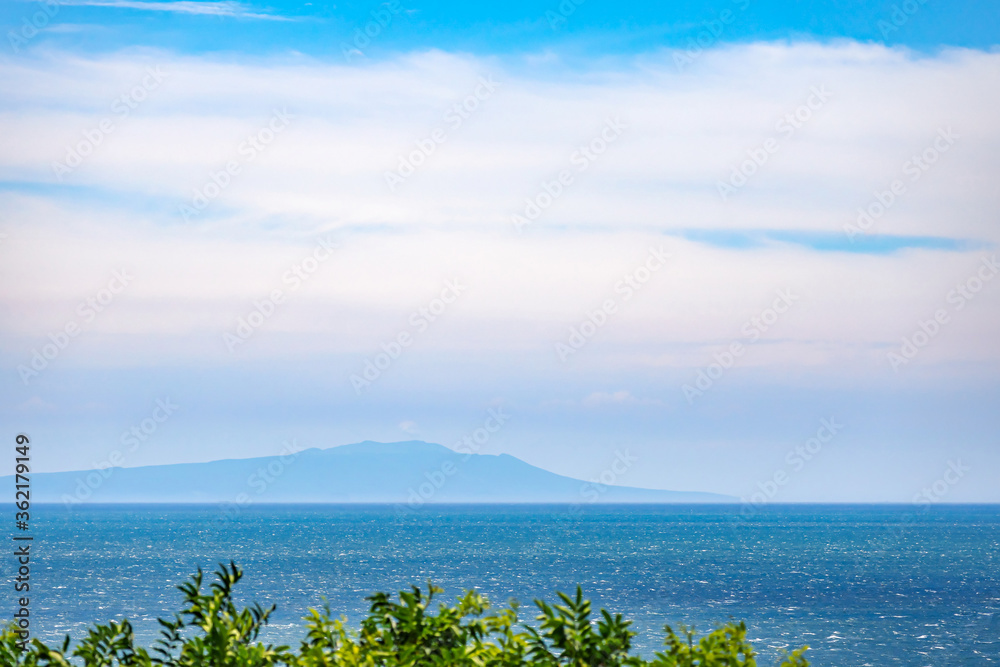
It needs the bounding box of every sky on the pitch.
[1,0,998,503]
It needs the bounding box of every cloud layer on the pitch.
[1,42,998,499]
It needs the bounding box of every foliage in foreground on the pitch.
[1,562,809,667]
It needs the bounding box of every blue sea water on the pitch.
[10,504,1000,665]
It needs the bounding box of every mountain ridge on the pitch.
[9,440,736,505]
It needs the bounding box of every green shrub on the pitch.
[1,563,808,667]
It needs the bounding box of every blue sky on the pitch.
[1,0,998,502]
[3,0,999,55]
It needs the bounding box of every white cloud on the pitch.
[1,44,997,237]
[581,391,663,407]
[1,42,998,380]
[56,0,290,21]
[14,396,57,412]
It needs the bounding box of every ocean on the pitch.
[15,504,1000,665]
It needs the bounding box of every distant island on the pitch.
[9,440,735,506]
